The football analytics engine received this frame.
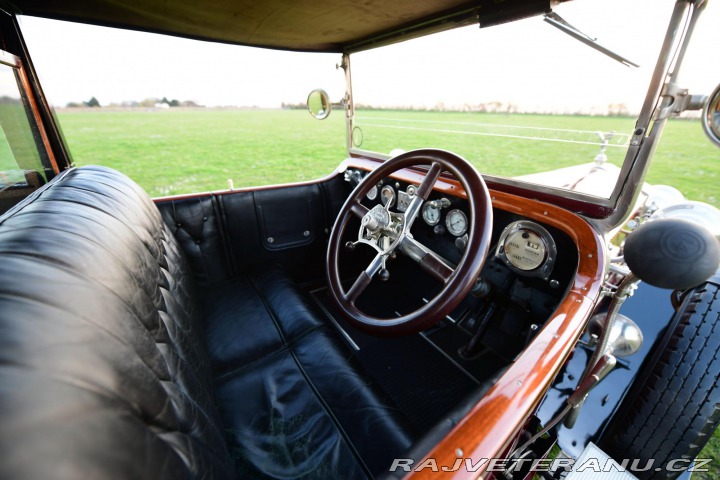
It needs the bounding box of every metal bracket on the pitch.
[656,82,708,120]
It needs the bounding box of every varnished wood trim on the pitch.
[16,59,59,175]
[406,295,598,479]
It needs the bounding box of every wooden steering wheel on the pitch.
[326,149,493,336]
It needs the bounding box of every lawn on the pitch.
[55,108,718,206]
[55,107,720,476]
[56,108,348,197]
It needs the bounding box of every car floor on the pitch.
[310,285,492,434]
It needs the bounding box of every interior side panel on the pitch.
[155,174,351,287]
[254,186,318,250]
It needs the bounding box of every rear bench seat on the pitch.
[0,166,414,479]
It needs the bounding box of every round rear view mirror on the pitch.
[702,83,720,147]
[307,89,331,120]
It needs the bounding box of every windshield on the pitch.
[350,0,672,199]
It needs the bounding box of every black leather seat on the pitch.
[0,166,413,479]
[202,272,415,478]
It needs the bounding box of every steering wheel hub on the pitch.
[361,204,391,233]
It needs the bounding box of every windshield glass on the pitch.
[351,0,672,199]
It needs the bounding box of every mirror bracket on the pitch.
[656,82,707,120]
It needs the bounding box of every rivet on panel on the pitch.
[268,237,275,243]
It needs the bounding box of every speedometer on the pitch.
[496,221,557,279]
[503,229,545,271]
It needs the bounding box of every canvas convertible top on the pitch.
[5,0,568,52]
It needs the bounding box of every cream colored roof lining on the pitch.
[11,0,557,52]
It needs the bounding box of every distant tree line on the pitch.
[281,102,307,110]
[282,100,634,117]
[65,96,203,108]
[0,95,21,105]
[351,102,633,116]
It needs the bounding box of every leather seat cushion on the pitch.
[200,270,323,372]
[201,271,416,479]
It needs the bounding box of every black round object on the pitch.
[624,218,720,290]
[602,280,720,479]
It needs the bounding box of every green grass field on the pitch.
[55,107,720,477]
[56,108,348,197]
[55,108,718,206]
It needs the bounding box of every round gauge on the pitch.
[496,220,557,278]
[503,229,547,271]
[380,185,395,207]
[445,209,468,236]
[366,185,378,201]
[422,202,441,226]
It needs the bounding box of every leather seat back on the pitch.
[0,166,234,479]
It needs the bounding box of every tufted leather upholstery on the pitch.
[0,166,414,479]
[0,166,234,479]
[160,195,232,287]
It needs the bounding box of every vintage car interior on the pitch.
[1,0,719,479]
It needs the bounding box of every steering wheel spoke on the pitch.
[350,202,369,219]
[344,253,384,304]
[404,162,443,230]
[398,236,455,283]
[416,162,443,199]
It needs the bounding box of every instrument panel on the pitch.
[349,168,576,291]
[342,165,584,378]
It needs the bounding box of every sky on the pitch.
[17,0,720,113]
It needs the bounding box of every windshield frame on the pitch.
[342,0,702,227]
